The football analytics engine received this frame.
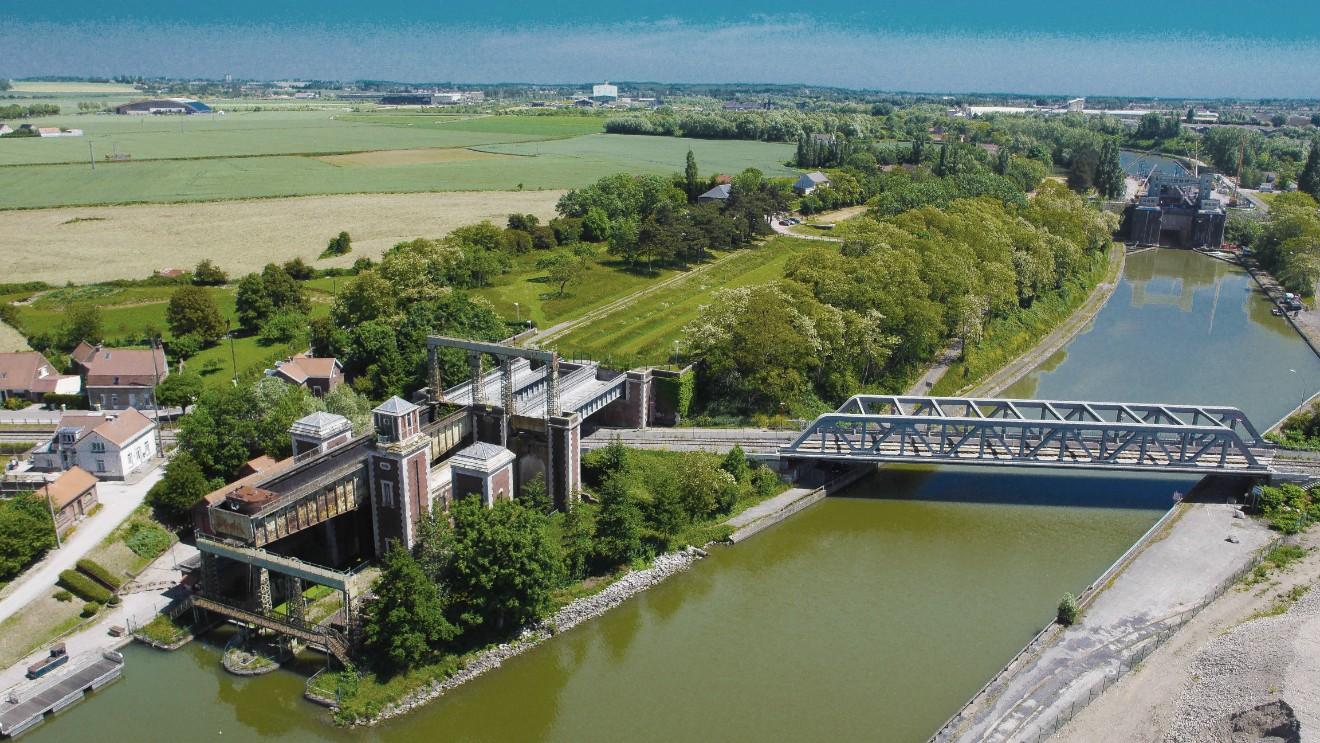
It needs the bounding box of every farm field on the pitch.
[0,320,29,352]
[549,235,819,367]
[0,190,565,283]
[0,111,604,165]
[10,81,140,93]
[0,132,796,209]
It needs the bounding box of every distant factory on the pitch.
[114,98,214,115]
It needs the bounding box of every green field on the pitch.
[0,111,603,166]
[11,281,335,388]
[549,236,819,367]
[474,253,679,328]
[0,131,796,208]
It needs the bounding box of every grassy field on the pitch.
[0,111,602,166]
[0,132,795,209]
[0,190,565,283]
[474,252,679,329]
[10,81,140,94]
[10,281,335,388]
[549,236,819,366]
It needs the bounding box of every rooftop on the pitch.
[38,467,98,510]
[374,396,419,416]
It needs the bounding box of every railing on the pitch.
[192,593,351,663]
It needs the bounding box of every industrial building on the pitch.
[114,98,213,115]
[1125,170,1226,249]
[189,337,684,657]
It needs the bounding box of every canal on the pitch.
[25,250,1320,742]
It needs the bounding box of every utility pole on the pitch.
[228,325,239,386]
[44,482,62,549]
[150,337,164,454]
[88,140,95,171]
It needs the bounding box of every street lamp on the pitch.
[514,302,521,324]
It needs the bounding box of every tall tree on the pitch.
[593,479,645,567]
[684,149,699,202]
[146,452,214,523]
[61,304,102,348]
[1093,140,1126,200]
[166,285,227,342]
[234,273,273,331]
[363,544,458,672]
[447,498,561,634]
[1299,137,1320,201]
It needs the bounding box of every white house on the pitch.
[32,408,158,480]
[794,171,831,195]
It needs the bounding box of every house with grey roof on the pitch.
[794,171,831,195]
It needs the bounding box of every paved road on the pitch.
[940,502,1272,743]
[0,467,165,623]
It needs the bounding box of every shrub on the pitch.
[76,558,123,590]
[168,333,203,360]
[58,569,112,603]
[192,259,228,286]
[53,590,73,602]
[283,257,316,280]
[321,231,353,259]
[41,393,87,410]
[107,595,121,606]
[751,466,782,499]
[1057,592,1079,625]
[124,522,172,559]
[81,601,101,618]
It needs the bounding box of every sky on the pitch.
[4,1,1320,97]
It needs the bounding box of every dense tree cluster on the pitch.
[605,110,885,143]
[0,493,57,582]
[1245,192,1320,295]
[682,182,1117,414]
[555,168,788,272]
[0,103,60,119]
[315,239,507,400]
[148,377,376,521]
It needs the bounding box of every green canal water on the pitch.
[25,250,1320,742]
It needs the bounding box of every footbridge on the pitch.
[781,395,1274,474]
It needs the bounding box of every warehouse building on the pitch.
[114,98,214,115]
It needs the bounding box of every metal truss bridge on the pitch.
[781,396,1274,474]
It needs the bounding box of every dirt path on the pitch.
[967,245,1125,397]
[0,320,29,352]
[906,339,964,395]
[1055,530,1320,742]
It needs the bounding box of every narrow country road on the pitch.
[0,468,165,625]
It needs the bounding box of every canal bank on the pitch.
[17,252,1320,743]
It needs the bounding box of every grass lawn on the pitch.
[10,280,333,388]
[474,251,677,328]
[0,593,86,670]
[550,236,819,367]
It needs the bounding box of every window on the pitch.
[95,459,105,473]
[379,461,392,471]
[110,394,118,407]
[380,481,395,508]
[91,441,104,453]
[113,376,120,385]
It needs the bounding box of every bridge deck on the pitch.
[783,395,1272,474]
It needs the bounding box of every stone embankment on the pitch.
[1166,582,1320,742]
[349,546,706,726]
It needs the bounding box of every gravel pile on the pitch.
[1166,585,1320,743]
[353,546,706,726]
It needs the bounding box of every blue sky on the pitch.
[4,1,1320,96]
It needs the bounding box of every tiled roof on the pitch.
[73,344,168,387]
[0,351,72,393]
[39,467,98,510]
[89,408,154,446]
[374,396,419,415]
[699,184,732,200]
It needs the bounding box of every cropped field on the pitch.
[0,133,794,209]
[10,81,140,94]
[550,236,819,366]
[475,254,679,329]
[0,111,599,166]
[0,190,564,283]
[0,320,30,352]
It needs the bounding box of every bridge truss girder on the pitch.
[784,396,1270,474]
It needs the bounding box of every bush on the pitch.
[167,333,203,360]
[76,558,123,591]
[1057,592,1079,625]
[321,231,353,259]
[283,257,316,280]
[124,522,172,559]
[751,466,782,499]
[58,569,113,603]
[192,259,228,286]
[41,393,87,410]
[81,601,101,618]
[53,590,73,602]
[107,595,121,606]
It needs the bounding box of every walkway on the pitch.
[936,502,1273,743]
[0,540,195,693]
[0,467,164,621]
